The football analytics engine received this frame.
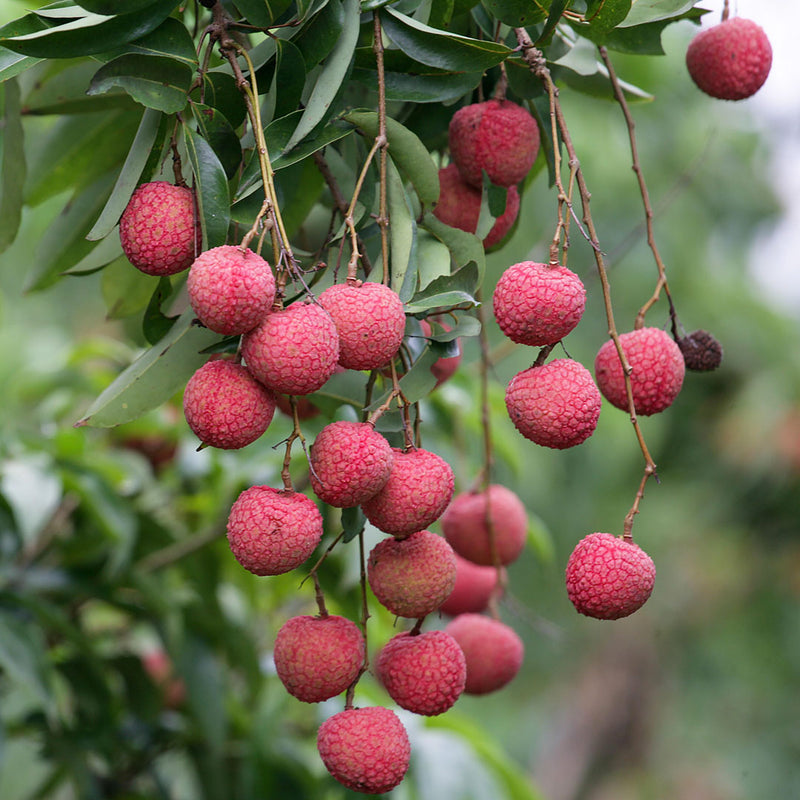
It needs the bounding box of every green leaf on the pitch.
[570,0,632,43]
[416,229,452,291]
[404,261,479,314]
[351,66,483,103]
[271,39,307,120]
[0,79,25,255]
[88,54,192,113]
[0,610,55,716]
[101,255,158,319]
[537,0,570,45]
[75,307,221,428]
[619,0,697,26]
[482,0,546,27]
[306,369,369,414]
[75,0,165,13]
[341,506,365,543]
[192,103,242,179]
[235,0,294,26]
[142,276,178,344]
[421,211,485,284]
[604,7,705,54]
[367,344,441,409]
[192,72,247,129]
[0,14,46,79]
[387,158,417,301]
[62,228,124,273]
[184,125,230,250]
[101,15,197,65]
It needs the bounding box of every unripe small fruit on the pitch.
[274,615,364,702]
[187,245,275,335]
[439,554,504,617]
[119,181,200,276]
[226,486,323,576]
[317,706,410,794]
[565,532,656,620]
[505,359,602,449]
[183,360,275,449]
[493,261,586,346]
[441,485,527,567]
[594,328,685,416]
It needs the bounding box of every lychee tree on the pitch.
[0,0,789,797]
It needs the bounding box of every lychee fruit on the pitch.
[182,360,276,450]
[444,614,524,695]
[565,532,656,620]
[273,614,364,702]
[317,706,410,794]
[441,484,527,567]
[187,245,275,335]
[419,318,461,386]
[677,329,723,372]
[505,359,602,449]
[376,630,466,716]
[119,181,200,276]
[686,17,772,101]
[449,99,540,188]
[241,301,339,395]
[309,421,394,508]
[226,486,323,576]
[318,281,406,371]
[361,447,455,537]
[433,164,520,248]
[594,327,685,416]
[439,554,504,617]
[141,649,185,709]
[493,261,586,346]
[367,530,457,618]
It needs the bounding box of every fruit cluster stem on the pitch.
[373,12,390,285]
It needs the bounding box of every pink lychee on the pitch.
[440,554,504,617]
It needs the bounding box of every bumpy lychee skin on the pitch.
[444,614,524,695]
[367,530,457,618]
[377,630,466,716]
[441,484,527,567]
[506,359,602,449]
[440,554,504,616]
[594,328,685,416]
[187,245,275,335]
[361,448,455,537]
[434,164,520,248]
[310,421,394,507]
[183,360,275,450]
[317,707,410,794]
[226,486,323,576]
[119,181,200,276]
[318,281,406,371]
[273,615,364,703]
[493,261,586,346]
[242,302,339,395]
[449,99,540,188]
[686,17,772,101]
[565,532,656,620]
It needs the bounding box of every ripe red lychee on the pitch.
[309,421,394,508]
[367,530,457,618]
[226,486,323,576]
[273,614,365,703]
[449,99,540,188]
[440,554,504,617]
[505,359,602,449]
[594,327,685,416]
[187,245,275,335]
[361,447,454,537]
[686,17,772,101]
[493,261,586,346]
[182,360,275,450]
[419,318,461,386]
[119,181,200,276]
[565,532,656,620]
[441,484,527,567]
[444,614,524,695]
[434,164,520,248]
[317,706,410,794]
[241,302,339,395]
[376,630,466,716]
[318,281,406,371]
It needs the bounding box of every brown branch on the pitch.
[373,12,390,284]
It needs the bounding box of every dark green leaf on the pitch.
[142,276,179,344]
[387,158,417,301]
[482,0,546,27]
[404,261,480,314]
[192,72,247,128]
[271,157,325,239]
[75,0,165,12]
[421,211,485,283]
[619,0,697,26]
[536,0,570,45]
[184,125,230,250]
[101,255,158,319]
[235,0,294,27]
[351,66,483,103]
[604,7,705,54]
[292,0,345,69]
[192,103,242,179]
[341,506,365,543]
[269,39,307,120]
[0,610,55,714]
[0,79,25,254]
[570,0,632,44]
[0,48,42,82]
[100,15,197,65]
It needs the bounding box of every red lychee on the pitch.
[686,17,772,100]
[273,614,364,702]
[361,447,454,537]
[434,164,520,248]
[119,181,200,276]
[376,630,466,716]
[444,614,524,695]
[565,532,656,620]
[367,530,457,618]
[226,486,323,576]
[309,421,394,507]
[318,281,406,371]
[241,302,339,395]
[141,649,185,709]
[439,554,504,617]
[182,360,275,450]
[317,706,410,794]
[505,358,602,449]
[493,261,586,346]
[419,318,462,387]
[594,327,685,416]
[441,484,527,567]
[449,99,540,189]
[187,245,275,335]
